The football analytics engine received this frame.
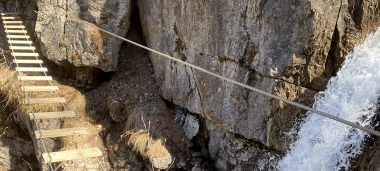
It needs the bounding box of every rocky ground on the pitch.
[48,7,214,170]
[0,95,39,170]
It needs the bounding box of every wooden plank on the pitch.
[29,111,76,120]
[3,25,24,29]
[13,60,43,64]
[1,16,20,20]
[2,21,22,24]
[24,97,66,104]
[18,76,52,81]
[8,40,32,44]
[11,52,39,56]
[5,30,27,33]
[22,86,59,92]
[7,35,30,39]
[9,46,35,50]
[42,148,102,163]
[16,67,47,72]
[0,13,18,15]
[35,127,87,139]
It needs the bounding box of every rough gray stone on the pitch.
[0,138,35,171]
[34,0,133,72]
[136,0,380,169]
[183,114,199,140]
[207,120,279,171]
[136,0,322,150]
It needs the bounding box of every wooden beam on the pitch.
[11,52,39,56]
[18,76,52,81]
[7,35,30,39]
[24,97,66,104]
[3,25,24,29]
[35,127,87,139]
[9,46,35,50]
[22,86,59,92]
[1,16,20,20]
[0,13,19,16]
[5,30,27,33]
[8,40,32,44]
[13,60,43,64]
[29,111,76,120]
[16,67,47,72]
[2,21,22,24]
[42,148,102,163]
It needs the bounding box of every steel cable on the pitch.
[68,17,380,137]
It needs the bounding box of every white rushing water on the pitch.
[277,26,380,171]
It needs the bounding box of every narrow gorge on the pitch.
[0,0,379,170]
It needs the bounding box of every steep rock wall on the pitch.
[137,0,326,152]
[33,0,132,87]
[136,0,380,170]
[35,0,132,72]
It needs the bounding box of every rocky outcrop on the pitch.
[34,0,132,86]
[207,120,279,171]
[136,0,380,170]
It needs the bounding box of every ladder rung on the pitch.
[35,127,87,139]
[3,25,24,29]
[5,30,27,33]
[29,111,76,120]
[2,21,22,24]
[0,13,19,16]
[18,76,52,81]
[13,60,43,64]
[1,16,20,20]
[24,97,66,104]
[9,46,35,50]
[8,40,32,44]
[11,52,39,56]
[22,86,59,92]
[42,148,102,163]
[16,67,47,72]
[7,35,30,39]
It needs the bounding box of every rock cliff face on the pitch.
[34,0,132,87]
[136,0,380,170]
[6,0,380,170]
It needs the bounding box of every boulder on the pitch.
[34,0,133,84]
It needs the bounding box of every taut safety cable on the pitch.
[68,17,380,137]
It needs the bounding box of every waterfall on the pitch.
[277,26,380,170]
